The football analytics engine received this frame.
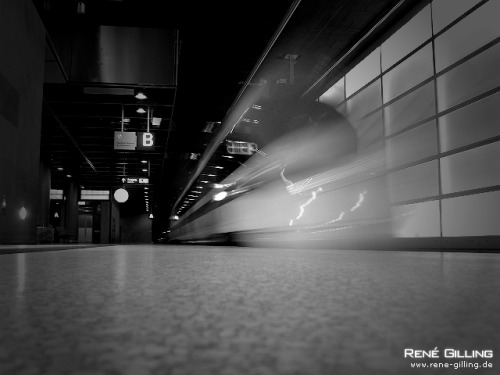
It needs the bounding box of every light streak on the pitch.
[289,187,322,226]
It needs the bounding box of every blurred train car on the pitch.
[169,100,393,248]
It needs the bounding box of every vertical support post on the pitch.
[284,54,298,85]
[147,106,150,133]
[121,105,124,132]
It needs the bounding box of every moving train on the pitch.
[169,100,394,248]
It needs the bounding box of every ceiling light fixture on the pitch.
[136,107,146,114]
[135,91,147,100]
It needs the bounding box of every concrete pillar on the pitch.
[100,201,111,244]
[38,154,51,229]
[64,182,79,242]
[0,0,45,244]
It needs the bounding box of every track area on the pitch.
[1,245,499,374]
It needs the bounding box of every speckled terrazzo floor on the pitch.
[0,245,499,375]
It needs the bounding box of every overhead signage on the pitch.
[137,132,155,150]
[226,140,258,155]
[114,131,137,150]
[121,177,149,184]
[114,131,155,151]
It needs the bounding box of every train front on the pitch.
[170,98,393,249]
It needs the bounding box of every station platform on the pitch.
[0,245,498,374]
[0,243,108,255]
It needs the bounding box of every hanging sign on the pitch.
[226,140,258,155]
[137,132,155,150]
[121,177,149,184]
[114,132,155,151]
[114,131,137,150]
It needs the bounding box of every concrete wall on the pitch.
[0,0,46,243]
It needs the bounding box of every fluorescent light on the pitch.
[141,160,147,164]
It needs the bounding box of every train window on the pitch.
[442,190,500,236]
[440,141,500,195]
[385,120,437,169]
[384,80,435,136]
[346,47,381,97]
[381,5,432,71]
[382,43,433,103]
[436,42,500,112]
[431,0,481,34]
[439,91,500,152]
[388,160,439,204]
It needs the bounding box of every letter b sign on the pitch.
[137,132,155,150]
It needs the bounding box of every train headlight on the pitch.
[213,191,228,201]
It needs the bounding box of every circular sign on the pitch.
[114,188,129,203]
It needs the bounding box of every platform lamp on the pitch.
[114,188,129,203]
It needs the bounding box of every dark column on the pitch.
[64,182,79,242]
[100,201,110,244]
[0,0,45,244]
[38,154,51,228]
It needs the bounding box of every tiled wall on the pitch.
[319,0,500,238]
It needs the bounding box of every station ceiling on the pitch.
[34,0,423,227]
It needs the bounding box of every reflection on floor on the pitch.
[0,245,499,374]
